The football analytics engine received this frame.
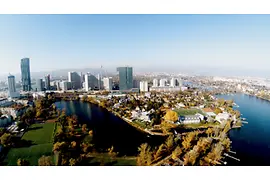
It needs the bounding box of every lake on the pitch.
[216,93,270,165]
[54,101,164,156]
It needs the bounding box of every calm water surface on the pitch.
[216,93,270,165]
[55,101,164,156]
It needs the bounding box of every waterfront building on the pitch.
[178,113,203,124]
[150,86,186,92]
[153,79,159,87]
[68,72,81,90]
[36,78,44,92]
[140,81,149,92]
[85,73,98,91]
[117,67,133,90]
[215,113,230,123]
[21,58,31,91]
[7,75,19,98]
[45,74,51,90]
[159,79,167,87]
[170,78,177,87]
[60,81,72,91]
[103,77,113,91]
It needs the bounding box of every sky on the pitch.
[1,14,270,77]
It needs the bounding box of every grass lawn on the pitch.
[182,122,220,129]
[22,123,56,144]
[174,108,206,116]
[5,123,56,166]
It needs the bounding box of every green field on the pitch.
[5,123,56,166]
[174,108,206,116]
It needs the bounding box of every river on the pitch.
[216,93,270,165]
[54,101,164,156]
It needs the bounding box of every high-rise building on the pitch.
[85,73,98,91]
[117,67,133,90]
[140,81,149,92]
[133,79,140,88]
[170,78,177,87]
[60,81,72,91]
[159,79,167,87]
[45,74,51,90]
[36,79,44,92]
[8,74,19,98]
[103,77,113,91]
[68,72,81,90]
[21,58,31,91]
[153,79,159,87]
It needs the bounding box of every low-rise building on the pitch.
[202,108,216,117]
[215,112,231,123]
[178,115,201,124]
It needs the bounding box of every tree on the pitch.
[183,150,199,166]
[0,133,12,147]
[38,156,54,166]
[17,158,29,166]
[164,110,178,122]
[214,108,222,115]
[206,128,213,137]
[89,130,93,136]
[172,146,182,161]
[137,143,153,166]
[165,135,174,152]
[153,144,167,160]
[82,124,88,133]
[69,158,77,166]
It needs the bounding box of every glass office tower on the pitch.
[117,67,133,91]
[21,58,31,91]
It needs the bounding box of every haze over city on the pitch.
[1,14,270,78]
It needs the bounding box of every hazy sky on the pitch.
[1,15,270,76]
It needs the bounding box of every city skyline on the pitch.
[1,15,270,77]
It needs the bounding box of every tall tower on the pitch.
[8,74,17,98]
[45,74,51,90]
[21,58,31,91]
[117,66,133,91]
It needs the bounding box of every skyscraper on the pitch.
[159,79,167,87]
[36,79,44,92]
[117,67,133,91]
[68,72,81,90]
[45,74,51,90]
[153,79,159,87]
[140,81,149,92]
[85,73,98,91]
[103,77,113,91]
[21,58,31,91]
[8,74,18,98]
[170,78,177,87]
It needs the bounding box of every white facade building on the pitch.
[140,81,149,92]
[8,75,19,98]
[103,77,113,91]
[159,79,167,87]
[60,81,72,91]
[215,113,231,123]
[85,73,98,91]
[170,78,177,87]
[153,79,159,87]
